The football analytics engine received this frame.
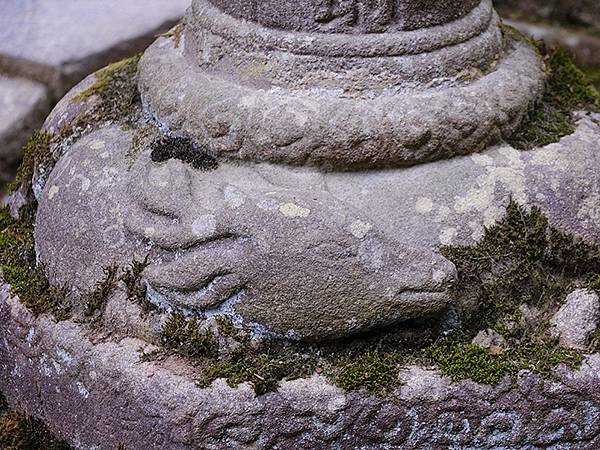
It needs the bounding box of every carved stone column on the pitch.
[139,0,545,168]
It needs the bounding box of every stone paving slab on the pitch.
[0,75,50,185]
[0,0,190,98]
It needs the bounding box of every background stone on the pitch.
[0,0,190,189]
[0,76,49,186]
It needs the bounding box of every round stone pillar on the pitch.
[139,0,545,168]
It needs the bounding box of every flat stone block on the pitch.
[0,0,190,97]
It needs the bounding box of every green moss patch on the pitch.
[119,256,155,315]
[336,351,397,395]
[162,313,216,358]
[62,54,141,143]
[83,264,119,319]
[508,44,600,149]
[0,206,70,321]
[9,131,53,194]
[0,394,71,450]
[430,200,600,383]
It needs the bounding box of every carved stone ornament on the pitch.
[34,0,547,340]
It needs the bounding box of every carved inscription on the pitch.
[315,0,394,32]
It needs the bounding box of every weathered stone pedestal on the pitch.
[3,0,600,448]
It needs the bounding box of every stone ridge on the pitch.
[2,287,600,449]
[139,38,544,169]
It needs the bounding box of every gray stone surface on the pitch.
[472,329,507,352]
[139,0,545,169]
[33,111,600,340]
[0,75,50,185]
[35,126,456,341]
[3,285,600,450]
[552,289,600,350]
[0,0,190,98]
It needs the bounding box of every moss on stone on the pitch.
[62,54,141,143]
[429,200,600,384]
[508,45,600,149]
[336,351,397,396]
[119,256,155,315]
[161,23,185,49]
[0,401,72,450]
[83,264,119,319]
[197,342,313,395]
[9,131,53,194]
[162,313,216,358]
[0,206,70,321]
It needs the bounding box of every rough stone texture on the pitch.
[552,289,600,350]
[0,0,190,98]
[3,285,600,450]
[138,0,546,169]
[0,75,50,185]
[472,329,507,352]
[33,109,600,340]
[208,0,481,33]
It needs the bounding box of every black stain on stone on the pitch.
[151,136,218,171]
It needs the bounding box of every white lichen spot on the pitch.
[279,202,310,218]
[56,347,73,365]
[26,328,35,345]
[454,148,527,221]
[144,227,156,238]
[433,270,448,284]
[224,185,246,209]
[415,197,434,214]
[48,185,60,200]
[577,193,600,229]
[471,153,494,166]
[76,381,90,399]
[89,140,105,150]
[439,227,457,245]
[52,360,63,374]
[191,214,217,238]
[350,220,372,239]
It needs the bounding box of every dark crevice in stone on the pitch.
[150,136,218,171]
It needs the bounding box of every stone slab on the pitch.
[2,285,600,449]
[0,0,190,98]
[0,75,50,186]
